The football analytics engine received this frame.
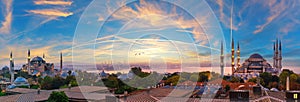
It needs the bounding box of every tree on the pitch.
[248,78,257,83]
[103,76,119,88]
[41,76,53,90]
[225,85,231,92]
[271,75,280,82]
[259,72,272,88]
[52,76,65,89]
[198,72,209,82]
[48,91,68,102]
[279,70,291,86]
[290,74,298,82]
[268,82,279,88]
[165,75,180,85]
[189,74,198,82]
[230,77,240,83]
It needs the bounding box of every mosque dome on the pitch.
[2,66,9,70]
[118,74,128,80]
[249,53,263,59]
[99,70,107,77]
[61,72,69,78]
[31,56,45,62]
[14,77,28,83]
[13,77,30,87]
[127,71,134,79]
[30,56,46,66]
[71,71,77,76]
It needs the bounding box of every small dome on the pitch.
[99,70,107,77]
[71,71,77,76]
[61,72,69,78]
[127,71,134,79]
[2,66,9,71]
[249,53,263,59]
[270,88,279,91]
[118,74,128,80]
[14,77,28,83]
[13,77,30,87]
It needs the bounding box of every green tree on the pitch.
[198,72,209,82]
[259,72,272,87]
[230,77,240,83]
[189,74,198,82]
[271,75,280,82]
[248,78,257,83]
[290,74,298,82]
[103,76,119,88]
[225,85,231,92]
[52,76,65,89]
[41,76,53,90]
[165,75,180,85]
[279,70,291,86]
[47,91,68,102]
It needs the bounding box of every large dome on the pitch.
[249,53,263,59]
[31,56,44,62]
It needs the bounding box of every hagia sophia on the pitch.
[220,38,283,80]
[5,50,64,87]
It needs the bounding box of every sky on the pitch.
[1,0,300,73]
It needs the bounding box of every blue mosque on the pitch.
[220,38,283,80]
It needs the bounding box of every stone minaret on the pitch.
[278,40,282,70]
[220,41,224,77]
[10,52,14,83]
[275,39,279,68]
[27,49,31,75]
[286,76,290,91]
[237,41,241,69]
[231,38,235,75]
[273,42,276,68]
[60,52,63,74]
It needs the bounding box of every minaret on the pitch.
[231,38,235,75]
[10,51,14,83]
[278,40,282,70]
[60,52,63,74]
[237,41,241,69]
[273,42,276,68]
[220,41,224,77]
[286,76,290,91]
[275,39,279,68]
[27,49,31,75]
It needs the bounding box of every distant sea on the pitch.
[86,66,300,74]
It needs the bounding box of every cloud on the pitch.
[103,0,209,44]
[214,0,238,31]
[278,23,294,38]
[0,0,13,34]
[253,0,293,34]
[27,9,73,17]
[33,0,72,6]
